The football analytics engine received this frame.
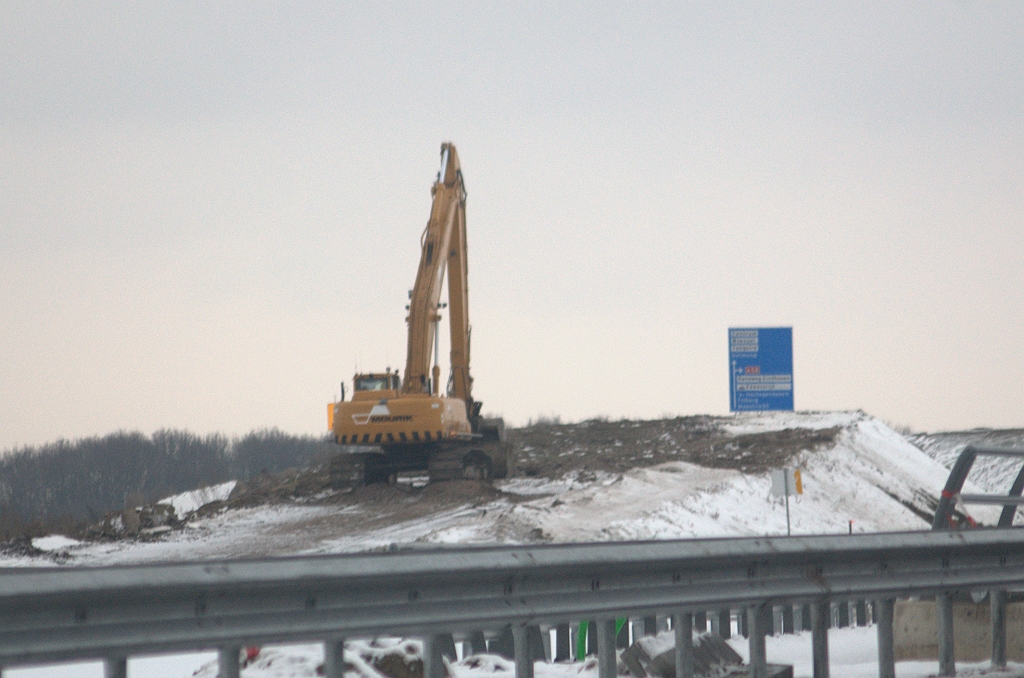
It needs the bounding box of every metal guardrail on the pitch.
[932,445,1024,529]
[928,444,1024,674]
[4,529,1024,678]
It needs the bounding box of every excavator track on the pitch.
[328,439,509,490]
[426,442,509,482]
[328,452,367,490]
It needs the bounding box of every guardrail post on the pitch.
[782,604,795,634]
[425,634,451,678]
[513,625,534,678]
[937,592,955,677]
[218,646,240,678]
[617,618,630,649]
[748,604,768,678]
[673,612,694,678]
[587,619,598,656]
[836,601,849,628]
[875,598,894,678]
[992,589,1008,668]
[694,611,707,633]
[811,601,830,678]
[493,626,515,659]
[801,604,812,631]
[423,635,440,678]
[597,618,616,678]
[527,626,547,663]
[324,637,345,678]
[555,624,570,661]
[643,615,657,636]
[856,600,868,626]
[470,630,488,656]
[716,609,731,638]
[104,656,127,678]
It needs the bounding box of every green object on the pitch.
[576,618,628,660]
[576,620,588,659]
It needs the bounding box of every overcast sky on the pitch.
[1,2,1022,449]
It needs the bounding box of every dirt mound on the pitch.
[215,467,333,509]
[508,416,839,478]
[0,535,49,559]
[419,478,507,502]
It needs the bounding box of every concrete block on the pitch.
[894,600,1024,662]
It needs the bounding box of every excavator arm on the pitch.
[403,143,475,417]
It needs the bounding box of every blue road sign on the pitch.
[729,327,793,412]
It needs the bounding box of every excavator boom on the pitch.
[403,144,473,410]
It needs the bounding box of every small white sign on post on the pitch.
[770,468,803,535]
[771,468,803,497]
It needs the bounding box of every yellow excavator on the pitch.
[327,143,508,487]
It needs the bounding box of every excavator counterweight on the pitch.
[327,144,508,487]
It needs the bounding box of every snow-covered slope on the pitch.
[911,428,1024,495]
[493,412,994,543]
[7,411,990,568]
[158,480,237,518]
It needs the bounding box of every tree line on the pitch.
[0,429,335,539]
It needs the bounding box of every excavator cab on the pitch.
[352,372,401,398]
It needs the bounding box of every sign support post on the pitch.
[784,472,791,536]
[771,468,803,537]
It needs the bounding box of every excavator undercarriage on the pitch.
[328,418,509,489]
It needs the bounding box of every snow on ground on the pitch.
[73,503,350,565]
[498,474,601,497]
[727,627,1024,678]
[5,412,994,567]
[912,429,1024,498]
[721,411,864,436]
[31,535,81,551]
[297,501,510,555]
[5,653,217,678]
[157,480,238,519]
